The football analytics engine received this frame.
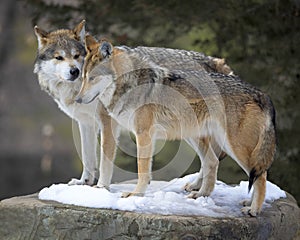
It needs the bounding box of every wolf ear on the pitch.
[34,26,48,49]
[99,41,113,59]
[73,20,86,42]
[85,35,99,53]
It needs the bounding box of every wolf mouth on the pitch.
[76,91,100,104]
[85,92,100,104]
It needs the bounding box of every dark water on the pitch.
[0,153,77,200]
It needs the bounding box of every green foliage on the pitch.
[25,0,300,203]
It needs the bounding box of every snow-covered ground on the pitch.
[39,173,286,218]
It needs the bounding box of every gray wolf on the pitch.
[33,22,232,189]
[76,35,276,216]
[33,21,119,188]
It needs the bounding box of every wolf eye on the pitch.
[74,54,80,59]
[55,56,64,61]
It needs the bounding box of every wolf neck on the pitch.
[101,50,169,119]
[38,72,81,106]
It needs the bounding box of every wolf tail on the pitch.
[248,96,277,192]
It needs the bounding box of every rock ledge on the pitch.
[0,193,299,240]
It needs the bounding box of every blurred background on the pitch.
[0,0,299,205]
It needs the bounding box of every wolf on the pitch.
[33,21,119,188]
[76,35,277,216]
[33,22,232,189]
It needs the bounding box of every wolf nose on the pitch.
[75,97,82,104]
[69,67,79,80]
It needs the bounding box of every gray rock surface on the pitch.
[0,193,299,240]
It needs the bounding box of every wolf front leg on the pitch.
[97,107,120,189]
[68,122,98,186]
[122,108,154,198]
[122,130,153,197]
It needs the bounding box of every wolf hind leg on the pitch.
[183,138,204,192]
[185,138,219,198]
[241,171,267,216]
[238,129,272,216]
[184,137,224,192]
[240,115,276,216]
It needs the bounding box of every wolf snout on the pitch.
[69,67,80,81]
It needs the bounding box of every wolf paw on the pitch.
[187,191,201,199]
[183,182,200,192]
[241,206,257,217]
[68,178,85,185]
[121,192,144,198]
[240,199,252,207]
[68,178,93,186]
[94,183,109,190]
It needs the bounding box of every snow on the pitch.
[38,173,286,218]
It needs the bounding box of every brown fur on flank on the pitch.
[77,36,276,217]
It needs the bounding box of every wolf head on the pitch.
[34,20,86,84]
[76,35,116,104]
